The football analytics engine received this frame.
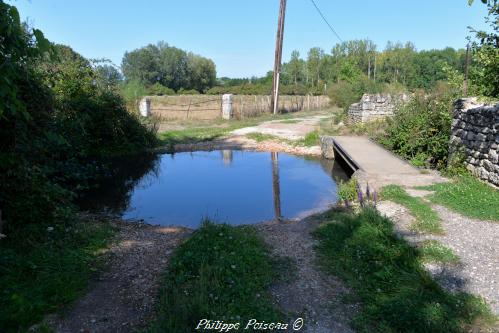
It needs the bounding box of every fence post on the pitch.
[139,97,151,117]
[186,99,192,119]
[222,94,233,120]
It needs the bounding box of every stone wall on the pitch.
[348,93,409,123]
[449,98,499,186]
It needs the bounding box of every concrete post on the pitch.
[222,94,233,120]
[139,97,151,117]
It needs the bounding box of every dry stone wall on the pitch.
[449,98,499,186]
[348,93,409,123]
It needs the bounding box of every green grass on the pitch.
[159,126,232,150]
[148,222,283,333]
[278,119,301,124]
[314,208,496,333]
[419,175,499,221]
[246,132,281,142]
[419,240,459,264]
[0,217,115,332]
[300,130,320,147]
[381,185,443,234]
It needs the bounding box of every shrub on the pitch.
[148,83,175,96]
[337,178,358,204]
[377,93,453,169]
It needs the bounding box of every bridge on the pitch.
[328,136,446,188]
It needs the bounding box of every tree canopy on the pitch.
[121,42,216,93]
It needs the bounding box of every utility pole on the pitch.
[271,0,287,115]
[463,43,470,96]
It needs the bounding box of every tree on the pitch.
[287,50,304,84]
[307,47,324,87]
[95,64,123,89]
[468,0,499,97]
[121,41,217,93]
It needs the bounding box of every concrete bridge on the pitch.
[322,136,446,189]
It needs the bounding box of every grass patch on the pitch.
[419,240,459,264]
[278,119,301,124]
[314,208,496,333]
[420,175,499,221]
[381,185,443,234]
[148,222,282,333]
[158,126,232,149]
[0,217,115,332]
[246,132,281,142]
[300,130,320,147]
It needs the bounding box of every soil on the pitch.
[257,217,358,333]
[44,219,191,333]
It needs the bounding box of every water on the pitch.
[79,150,348,228]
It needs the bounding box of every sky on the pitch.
[11,0,491,78]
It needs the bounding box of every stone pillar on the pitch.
[222,94,233,120]
[139,97,151,117]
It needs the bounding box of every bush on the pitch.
[337,178,358,204]
[377,93,453,169]
[148,83,175,96]
[327,76,384,111]
[177,88,200,95]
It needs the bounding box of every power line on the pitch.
[308,0,343,43]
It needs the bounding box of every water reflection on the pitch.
[78,150,348,228]
[271,152,282,220]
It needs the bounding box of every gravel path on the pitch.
[45,220,191,333]
[377,201,499,315]
[257,217,357,333]
[231,115,329,140]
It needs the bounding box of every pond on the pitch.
[78,150,348,228]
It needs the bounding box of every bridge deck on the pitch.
[332,136,446,188]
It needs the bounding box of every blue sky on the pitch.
[12,0,490,78]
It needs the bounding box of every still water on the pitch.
[80,150,348,228]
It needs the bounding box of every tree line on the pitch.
[121,42,217,94]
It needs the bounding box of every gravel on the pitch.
[377,200,499,315]
[256,217,358,333]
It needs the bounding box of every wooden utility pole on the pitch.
[271,0,287,115]
[463,43,470,96]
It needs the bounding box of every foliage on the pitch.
[377,93,453,169]
[420,174,499,221]
[327,76,384,111]
[381,185,443,233]
[121,41,216,93]
[0,3,152,329]
[468,0,499,97]
[337,178,358,204]
[0,217,114,332]
[147,82,175,96]
[149,222,282,333]
[314,208,495,333]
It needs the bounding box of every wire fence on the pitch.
[147,95,330,121]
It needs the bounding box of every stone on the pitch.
[449,100,499,187]
[476,133,487,141]
[482,160,494,172]
[139,98,151,117]
[320,136,335,159]
[222,94,233,120]
[489,150,499,164]
[489,172,499,186]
